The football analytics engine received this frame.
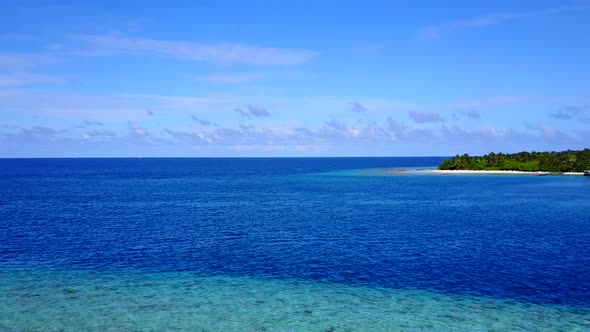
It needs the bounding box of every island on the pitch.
[438,149,590,174]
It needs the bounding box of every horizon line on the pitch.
[0,156,452,159]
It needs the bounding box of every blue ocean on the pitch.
[1,157,589,331]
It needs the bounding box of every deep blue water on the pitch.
[1,157,589,308]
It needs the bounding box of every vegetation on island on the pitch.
[438,149,590,173]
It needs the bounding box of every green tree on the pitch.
[438,149,590,172]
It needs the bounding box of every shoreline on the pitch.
[388,169,585,176]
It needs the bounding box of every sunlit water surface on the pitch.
[1,158,589,331]
[1,270,588,331]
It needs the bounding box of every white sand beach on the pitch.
[389,169,585,176]
[434,170,550,175]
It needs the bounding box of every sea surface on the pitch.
[0,157,589,331]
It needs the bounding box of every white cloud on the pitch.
[247,105,270,117]
[419,6,590,39]
[72,34,320,66]
[438,96,529,112]
[191,116,217,127]
[234,105,271,118]
[83,129,116,140]
[0,90,233,121]
[408,110,445,124]
[0,72,70,87]
[2,118,588,157]
[549,105,590,121]
[0,52,57,69]
[194,73,264,83]
[349,101,367,112]
[453,110,481,120]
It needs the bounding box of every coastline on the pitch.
[388,169,585,176]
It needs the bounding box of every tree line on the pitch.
[438,149,590,172]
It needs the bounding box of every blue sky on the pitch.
[1,0,589,157]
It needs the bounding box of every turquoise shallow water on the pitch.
[1,158,589,331]
[1,270,588,332]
